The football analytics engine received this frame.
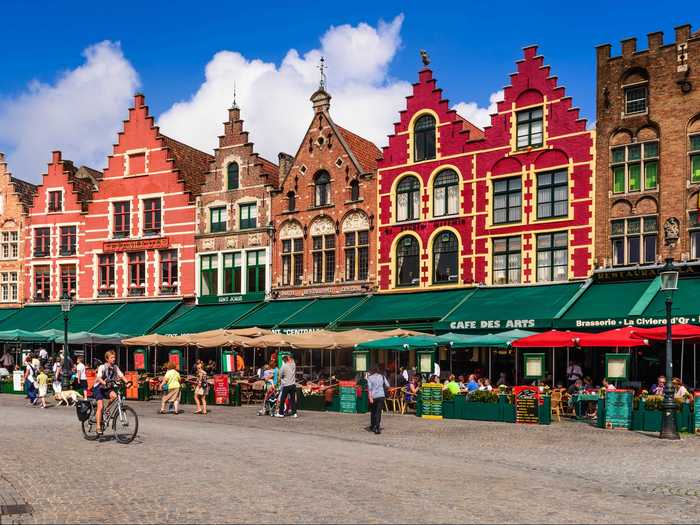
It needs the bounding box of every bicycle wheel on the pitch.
[82,416,99,441]
[113,405,139,444]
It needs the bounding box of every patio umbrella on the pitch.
[632,323,700,341]
[575,328,649,347]
[122,333,198,347]
[511,330,585,386]
[355,335,440,352]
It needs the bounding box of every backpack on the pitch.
[75,400,92,422]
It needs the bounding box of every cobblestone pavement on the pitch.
[1,394,699,524]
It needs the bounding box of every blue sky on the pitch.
[0,1,696,181]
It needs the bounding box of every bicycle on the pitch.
[81,381,139,444]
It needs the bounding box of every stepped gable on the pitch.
[160,134,213,202]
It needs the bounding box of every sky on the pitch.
[0,1,696,182]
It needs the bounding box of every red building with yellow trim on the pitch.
[377,47,594,291]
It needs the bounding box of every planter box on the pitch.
[462,400,500,421]
[442,399,456,419]
[298,394,326,411]
[631,403,692,433]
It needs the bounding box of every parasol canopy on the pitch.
[575,327,648,347]
[511,329,585,348]
[355,335,441,352]
[630,323,700,341]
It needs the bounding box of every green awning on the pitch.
[337,289,469,331]
[0,308,19,324]
[639,277,700,324]
[233,299,315,328]
[435,283,583,332]
[278,296,367,330]
[0,305,61,331]
[553,279,655,329]
[0,329,53,342]
[40,303,123,332]
[445,329,537,348]
[355,335,440,352]
[156,301,261,334]
[90,300,181,336]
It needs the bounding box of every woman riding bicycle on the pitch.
[93,350,124,437]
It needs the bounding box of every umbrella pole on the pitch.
[681,339,685,384]
[515,348,518,386]
[488,348,492,381]
[394,351,397,386]
[551,347,555,387]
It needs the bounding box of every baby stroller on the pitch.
[257,382,279,416]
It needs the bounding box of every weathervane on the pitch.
[232,81,239,109]
[420,49,430,67]
[318,56,327,90]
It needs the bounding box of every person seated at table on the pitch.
[405,375,420,402]
[567,378,583,397]
[444,375,461,396]
[482,378,493,392]
[601,378,616,392]
[466,374,479,393]
[673,378,689,400]
[650,375,666,396]
[429,374,440,384]
[582,376,593,391]
[457,375,467,391]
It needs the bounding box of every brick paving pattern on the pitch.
[1,394,699,523]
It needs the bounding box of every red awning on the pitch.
[575,327,648,347]
[632,323,700,341]
[511,330,585,348]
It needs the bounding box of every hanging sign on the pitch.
[339,380,357,413]
[514,386,540,424]
[605,390,633,430]
[133,349,147,371]
[213,374,229,405]
[103,237,170,253]
[13,370,23,391]
[168,350,182,371]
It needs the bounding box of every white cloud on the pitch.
[452,90,504,129]
[0,41,139,182]
[158,15,410,161]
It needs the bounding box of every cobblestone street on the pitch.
[1,394,699,524]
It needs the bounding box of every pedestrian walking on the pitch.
[367,366,389,435]
[75,356,87,396]
[52,358,62,397]
[37,367,48,408]
[160,361,181,415]
[275,355,297,418]
[23,355,37,406]
[193,360,208,415]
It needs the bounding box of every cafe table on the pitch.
[571,392,600,419]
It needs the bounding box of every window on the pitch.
[98,254,115,295]
[493,236,521,285]
[0,272,17,303]
[34,266,50,301]
[516,108,543,149]
[433,170,459,217]
[312,235,335,283]
[349,180,360,202]
[160,249,178,292]
[239,203,257,230]
[0,231,19,260]
[247,250,267,293]
[287,191,296,211]
[611,141,658,193]
[34,228,50,257]
[690,134,700,183]
[60,265,76,297]
[396,236,420,287]
[413,115,436,162]
[611,216,657,266]
[396,176,420,222]
[128,252,146,295]
[537,170,568,219]
[227,162,239,190]
[314,171,331,207]
[344,230,369,281]
[200,254,218,296]
[689,211,700,260]
[143,198,162,236]
[282,238,303,286]
[59,226,77,256]
[48,190,62,213]
[433,231,459,284]
[493,177,522,224]
[624,84,648,115]
[210,207,227,233]
[222,253,241,294]
[113,201,130,238]
[536,232,568,282]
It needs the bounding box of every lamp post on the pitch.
[60,292,72,391]
[659,258,680,440]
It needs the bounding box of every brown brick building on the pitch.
[270,87,381,298]
[196,102,278,303]
[595,24,700,268]
[0,154,36,307]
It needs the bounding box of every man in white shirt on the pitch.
[38,348,48,365]
[433,361,441,381]
[566,361,582,385]
[76,356,88,395]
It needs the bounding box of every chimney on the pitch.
[52,151,62,164]
[675,24,691,43]
[647,31,664,50]
[621,38,637,57]
[596,44,611,62]
[310,88,331,114]
[277,152,294,183]
[134,92,145,107]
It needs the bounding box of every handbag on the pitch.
[162,383,169,393]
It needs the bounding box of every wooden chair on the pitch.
[384,387,402,413]
[561,392,576,417]
[401,387,418,414]
[550,390,563,422]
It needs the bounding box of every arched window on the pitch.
[227,162,239,190]
[396,236,419,287]
[314,171,330,207]
[287,191,296,211]
[396,176,420,222]
[433,170,459,217]
[414,115,436,162]
[349,179,360,201]
[432,231,458,284]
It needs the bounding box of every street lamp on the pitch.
[659,258,679,440]
[60,292,72,391]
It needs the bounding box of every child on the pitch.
[37,366,48,408]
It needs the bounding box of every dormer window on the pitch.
[48,191,62,213]
[624,84,647,115]
[413,115,436,162]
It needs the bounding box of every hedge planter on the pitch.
[631,400,692,433]
[298,394,326,412]
[441,395,521,423]
[462,400,501,421]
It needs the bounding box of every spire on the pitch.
[318,56,327,90]
[231,81,239,109]
[310,56,331,113]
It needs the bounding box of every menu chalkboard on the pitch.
[421,383,443,420]
[605,390,633,429]
[339,381,357,414]
[694,393,700,435]
[514,386,539,424]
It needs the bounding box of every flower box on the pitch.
[298,393,326,412]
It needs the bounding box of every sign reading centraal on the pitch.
[447,319,537,330]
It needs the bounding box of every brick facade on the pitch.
[378,48,594,291]
[195,103,277,303]
[595,24,700,268]
[270,88,380,298]
[0,154,35,307]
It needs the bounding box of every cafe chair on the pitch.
[384,387,402,413]
[401,387,418,414]
[245,380,264,404]
[550,390,563,422]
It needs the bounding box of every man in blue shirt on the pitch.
[466,374,479,393]
[367,367,389,434]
